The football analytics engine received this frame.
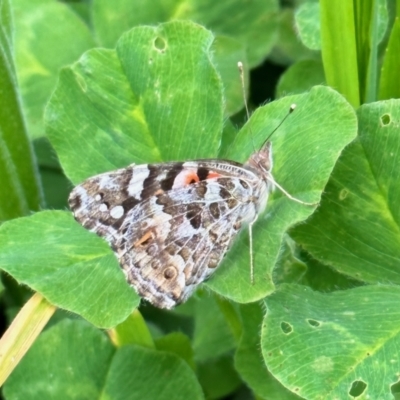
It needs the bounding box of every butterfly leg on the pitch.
[248,217,257,285]
[266,176,319,206]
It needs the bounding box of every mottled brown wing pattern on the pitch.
[113,178,259,308]
[69,163,188,244]
[69,161,268,309]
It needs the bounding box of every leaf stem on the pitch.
[0,292,56,386]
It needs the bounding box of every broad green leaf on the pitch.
[140,300,195,339]
[269,9,318,66]
[0,0,43,221]
[379,16,400,100]
[46,48,157,184]
[218,118,238,158]
[3,319,115,399]
[66,1,91,24]
[177,0,279,67]
[155,331,195,369]
[12,0,95,139]
[92,2,248,116]
[298,252,363,293]
[273,235,307,285]
[0,0,12,44]
[102,344,204,400]
[4,319,204,400]
[320,0,359,107]
[92,0,279,67]
[235,303,301,400]
[0,211,139,328]
[33,138,71,209]
[206,86,357,304]
[295,2,321,51]
[110,309,154,348]
[212,35,247,116]
[291,99,400,285]
[115,22,222,160]
[197,354,242,400]
[46,21,223,184]
[214,296,242,342]
[262,284,400,399]
[0,0,14,47]
[192,296,236,362]
[92,0,178,48]
[276,59,325,98]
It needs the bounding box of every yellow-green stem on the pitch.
[0,292,56,386]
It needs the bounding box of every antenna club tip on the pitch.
[237,61,243,69]
[290,103,297,112]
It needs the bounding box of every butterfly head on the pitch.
[244,141,273,182]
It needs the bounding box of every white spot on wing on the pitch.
[128,168,151,199]
[110,205,124,219]
[99,203,108,212]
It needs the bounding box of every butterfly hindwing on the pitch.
[114,178,257,308]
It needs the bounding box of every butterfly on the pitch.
[69,116,315,309]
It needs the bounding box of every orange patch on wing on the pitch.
[182,171,200,185]
[206,171,222,179]
[134,231,153,247]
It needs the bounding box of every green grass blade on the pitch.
[0,0,43,221]
[320,0,360,107]
[379,7,400,99]
[364,0,380,102]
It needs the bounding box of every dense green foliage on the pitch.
[0,0,399,399]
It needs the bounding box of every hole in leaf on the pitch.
[154,36,167,52]
[280,321,293,334]
[381,114,391,125]
[349,380,367,397]
[307,319,320,327]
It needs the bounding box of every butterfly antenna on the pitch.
[238,62,296,150]
[238,61,256,152]
[261,103,297,148]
